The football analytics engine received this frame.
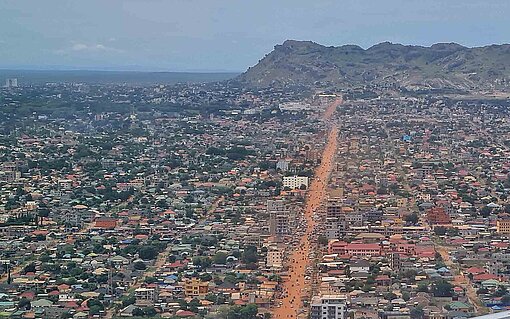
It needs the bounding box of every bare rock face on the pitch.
[235,40,510,91]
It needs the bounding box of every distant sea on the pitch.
[0,69,239,86]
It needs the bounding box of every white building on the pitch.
[283,175,309,190]
[279,102,313,111]
[276,160,289,172]
[310,295,348,319]
[5,78,18,88]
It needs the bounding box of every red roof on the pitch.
[465,267,486,275]
[94,217,118,229]
[376,275,391,281]
[58,284,70,291]
[64,301,80,309]
[473,273,498,281]
[31,230,48,236]
[20,291,35,300]
[166,260,188,269]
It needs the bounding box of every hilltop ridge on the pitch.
[236,40,510,91]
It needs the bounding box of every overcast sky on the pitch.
[1,0,509,72]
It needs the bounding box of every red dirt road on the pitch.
[323,97,342,121]
[273,99,339,319]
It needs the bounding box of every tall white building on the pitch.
[283,175,309,189]
[5,78,18,88]
[310,295,348,319]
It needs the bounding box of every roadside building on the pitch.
[310,295,348,319]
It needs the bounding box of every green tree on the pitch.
[318,235,328,246]
[23,262,36,274]
[132,307,144,316]
[242,245,258,264]
[18,298,31,310]
[417,283,429,293]
[405,213,419,225]
[226,304,258,319]
[139,246,158,260]
[133,261,147,270]
[143,306,157,317]
[434,226,447,236]
[410,306,424,319]
[213,252,228,265]
[200,273,212,282]
[432,280,453,297]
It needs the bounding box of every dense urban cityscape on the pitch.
[1,74,510,319]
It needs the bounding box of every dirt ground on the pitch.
[272,99,339,319]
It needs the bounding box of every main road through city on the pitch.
[272,98,340,319]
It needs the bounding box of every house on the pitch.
[94,217,118,230]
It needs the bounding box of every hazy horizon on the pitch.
[1,0,510,72]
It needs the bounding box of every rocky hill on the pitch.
[236,40,510,91]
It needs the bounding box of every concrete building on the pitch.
[283,175,309,190]
[276,159,289,172]
[328,240,382,258]
[184,278,209,298]
[267,200,286,212]
[266,249,283,269]
[5,78,18,88]
[497,214,510,235]
[269,212,290,236]
[426,207,451,225]
[267,199,291,237]
[135,287,158,305]
[325,199,347,239]
[310,295,348,319]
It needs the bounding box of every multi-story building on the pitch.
[415,165,433,179]
[135,287,158,305]
[268,200,292,237]
[426,207,451,225]
[276,159,289,172]
[184,278,209,298]
[5,78,18,88]
[266,249,283,269]
[310,295,348,319]
[269,212,290,236]
[283,175,309,189]
[362,209,383,223]
[328,240,381,258]
[497,213,510,234]
[389,252,402,272]
[325,199,347,239]
[267,200,286,212]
